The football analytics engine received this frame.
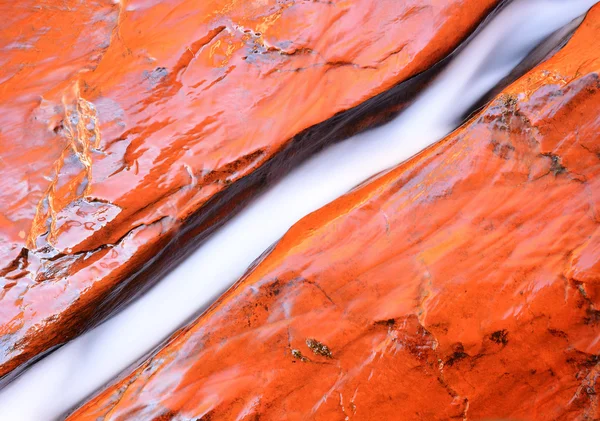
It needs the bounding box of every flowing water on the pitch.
[0,0,598,419]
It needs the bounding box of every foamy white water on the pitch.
[0,1,598,419]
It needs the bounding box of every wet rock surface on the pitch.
[68,6,600,420]
[0,0,501,379]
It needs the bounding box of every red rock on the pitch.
[0,0,502,379]
[68,5,600,420]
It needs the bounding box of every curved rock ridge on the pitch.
[0,0,501,378]
[68,5,600,420]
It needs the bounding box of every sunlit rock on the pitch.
[0,0,502,379]
[68,5,600,420]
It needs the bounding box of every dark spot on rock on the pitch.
[292,349,309,362]
[306,338,333,358]
[53,120,64,134]
[583,354,600,368]
[445,343,468,367]
[374,319,396,327]
[548,328,568,339]
[490,329,509,345]
[491,140,515,160]
[264,279,282,297]
[585,308,600,325]
[541,152,566,176]
[503,93,518,108]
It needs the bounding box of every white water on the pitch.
[1,1,598,419]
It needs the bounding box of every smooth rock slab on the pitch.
[69,5,600,420]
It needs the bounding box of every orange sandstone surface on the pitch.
[0,0,501,379]
[69,5,600,421]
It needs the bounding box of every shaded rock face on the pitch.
[68,6,600,421]
[0,0,501,378]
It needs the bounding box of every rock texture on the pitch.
[69,5,600,420]
[0,0,501,379]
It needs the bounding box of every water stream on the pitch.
[0,0,598,419]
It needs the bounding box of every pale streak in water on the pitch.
[0,0,598,419]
